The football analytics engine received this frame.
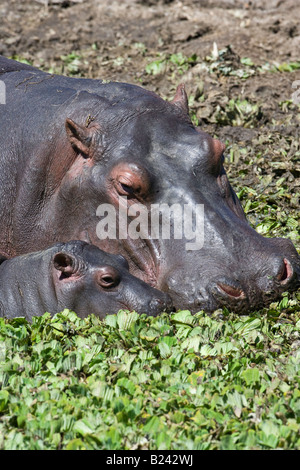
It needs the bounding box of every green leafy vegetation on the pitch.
[214,98,262,128]
[9,55,33,66]
[226,132,300,247]
[0,305,299,450]
[145,52,198,77]
[204,45,257,79]
[204,45,300,78]
[59,52,87,76]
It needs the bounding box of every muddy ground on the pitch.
[0,0,299,249]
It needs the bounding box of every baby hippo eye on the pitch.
[97,266,120,288]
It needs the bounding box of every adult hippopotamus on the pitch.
[0,241,173,321]
[0,55,299,313]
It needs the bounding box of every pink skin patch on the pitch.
[217,283,246,299]
[278,258,293,284]
[212,138,226,166]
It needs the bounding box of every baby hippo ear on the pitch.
[53,252,79,277]
[65,118,94,157]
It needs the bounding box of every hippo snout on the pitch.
[266,257,296,286]
[161,246,300,314]
[212,255,299,312]
[266,238,300,284]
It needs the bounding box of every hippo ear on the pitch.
[171,83,189,115]
[65,118,93,157]
[53,252,78,277]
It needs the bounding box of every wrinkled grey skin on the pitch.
[0,241,173,321]
[0,56,299,314]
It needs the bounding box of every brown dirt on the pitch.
[0,0,299,247]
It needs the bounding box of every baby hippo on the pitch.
[0,240,173,321]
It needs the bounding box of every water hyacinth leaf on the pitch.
[0,390,9,412]
[65,438,87,450]
[199,344,217,356]
[156,431,172,450]
[214,341,237,355]
[188,370,205,386]
[116,377,136,395]
[116,311,139,330]
[171,310,196,326]
[158,341,171,358]
[144,416,161,434]
[241,57,254,66]
[89,380,106,398]
[234,318,261,337]
[104,314,117,328]
[139,327,160,341]
[258,432,278,449]
[117,352,137,374]
[220,434,235,450]
[226,390,248,418]
[241,368,260,385]
[73,419,95,436]
[278,295,289,310]
[145,59,166,75]
[181,336,201,353]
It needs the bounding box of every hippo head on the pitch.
[52,241,173,318]
[55,84,299,314]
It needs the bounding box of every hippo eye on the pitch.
[109,162,151,201]
[114,176,138,198]
[97,266,120,288]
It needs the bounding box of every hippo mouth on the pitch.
[122,236,159,287]
[205,278,249,313]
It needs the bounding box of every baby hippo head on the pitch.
[52,241,173,318]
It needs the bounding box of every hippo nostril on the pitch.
[217,282,245,299]
[277,258,293,285]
